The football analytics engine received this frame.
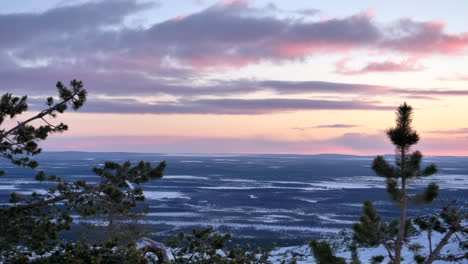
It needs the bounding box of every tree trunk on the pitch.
[137,237,171,264]
[394,151,407,264]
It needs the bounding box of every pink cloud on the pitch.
[362,8,375,18]
[146,9,468,70]
[362,60,423,72]
[2,1,468,77]
[438,74,468,81]
[335,57,425,75]
[172,14,190,21]
[216,0,249,7]
[383,20,468,55]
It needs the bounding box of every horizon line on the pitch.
[40,151,468,158]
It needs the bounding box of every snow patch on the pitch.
[143,191,190,200]
[164,175,208,180]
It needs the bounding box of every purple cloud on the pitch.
[293,124,359,130]
[426,128,468,135]
[2,0,466,75]
[0,0,467,118]
[395,89,468,96]
[0,68,391,97]
[314,124,359,128]
[27,97,392,115]
[382,19,468,55]
[335,57,424,75]
[0,0,151,49]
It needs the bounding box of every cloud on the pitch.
[0,0,467,117]
[193,0,205,5]
[455,75,468,81]
[402,95,438,101]
[26,96,392,115]
[425,128,468,135]
[0,68,391,97]
[438,74,468,81]
[0,0,151,49]
[3,0,466,75]
[395,89,468,96]
[314,124,359,128]
[84,98,393,115]
[256,80,388,94]
[5,71,468,108]
[295,8,320,16]
[293,124,359,130]
[335,57,425,75]
[382,19,468,55]
[360,60,423,72]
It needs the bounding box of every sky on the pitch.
[1,0,468,155]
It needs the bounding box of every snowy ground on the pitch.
[268,231,466,264]
[153,230,465,263]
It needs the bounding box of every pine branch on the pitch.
[12,188,95,211]
[0,92,74,139]
[435,254,468,261]
[383,242,395,262]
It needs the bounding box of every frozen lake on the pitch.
[1,152,466,246]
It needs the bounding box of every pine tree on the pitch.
[309,240,346,264]
[164,227,272,264]
[0,81,166,263]
[369,103,438,263]
[309,103,466,264]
